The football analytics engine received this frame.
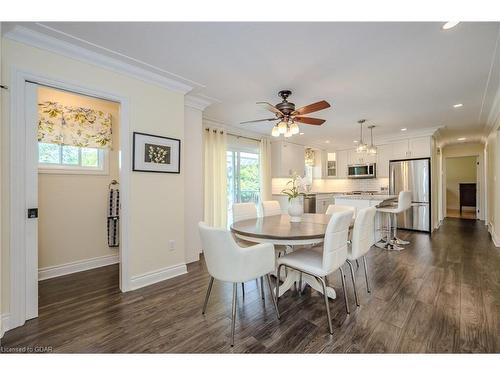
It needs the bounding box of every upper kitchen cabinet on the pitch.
[271,141,306,177]
[376,143,393,178]
[336,149,349,178]
[325,151,337,178]
[348,149,376,164]
[391,136,431,160]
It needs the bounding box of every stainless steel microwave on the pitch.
[347,163,376,179]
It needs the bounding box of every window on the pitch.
[38,142,108,174]
[227,149,260,223]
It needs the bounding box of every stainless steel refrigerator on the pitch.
[389,158,431,232]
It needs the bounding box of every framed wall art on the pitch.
[132,132,181,173]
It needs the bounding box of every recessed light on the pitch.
[325,140,330,144]
[401,128,407,131]
[353,140,358,143]
[442,22,460,30]
[299,132,304,135]
[453,103,463,108]
[457,137,466,141]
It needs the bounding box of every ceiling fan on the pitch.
[240,90,331,138]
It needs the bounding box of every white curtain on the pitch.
[259,137,272,202]
[204,127,228,228]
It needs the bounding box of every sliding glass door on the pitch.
[227,149,260,223]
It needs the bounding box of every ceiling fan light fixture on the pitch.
[290,122,300,135]
[278,120,287,134]
[284,127,293,138]
[271,125,280,137]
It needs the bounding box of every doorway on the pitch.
[9,69,131,330]
[445,156,478,219]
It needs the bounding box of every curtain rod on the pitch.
[204,128,261,142]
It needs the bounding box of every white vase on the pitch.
[288,197,304,222]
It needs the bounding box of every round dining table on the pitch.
[231,213,349,300]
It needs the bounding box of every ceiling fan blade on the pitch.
[257,101,284,116]
[240,118,277,124]
[294,116,325,125]
[293,100,331,116]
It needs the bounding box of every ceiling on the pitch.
[5,22,500,148]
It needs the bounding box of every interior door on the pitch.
[25,82,39,320]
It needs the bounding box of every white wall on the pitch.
[1,38,186,318]
[0,21,3,337]
[184,105,204,263]
[37,86,120,272]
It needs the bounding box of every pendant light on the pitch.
[356,119,367,153]
[367,125,377,154]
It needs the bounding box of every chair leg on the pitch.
[260,276,265,300]
[202,276,214,314]
[231,282,237,347]
[356,259,360,268]
[317,276,333,335]
[276,264,284,303]
[298,272,303,295]
[363,256,371,293]
[346,260,360,307]
[339,267,350,315]
[266,274,280,320]
[241,282,245,297]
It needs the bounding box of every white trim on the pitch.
[38,254,119,281]
[1,314,11,338]
[4,26,194,95]
[488,222,500,248]
[130,264,188,291]
[185,95,212,111]
[8,67,132,332]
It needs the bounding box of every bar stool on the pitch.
[376,191,412,251]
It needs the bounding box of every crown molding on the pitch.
[4,26,194,95]
[185,95,212,111]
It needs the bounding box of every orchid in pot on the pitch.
[281,172,306,222]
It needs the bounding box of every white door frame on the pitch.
[8,67,131,330]
[442,154,483,219]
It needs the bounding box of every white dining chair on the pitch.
[275,211,352,334]
[376,191,412,251]
[326,204,356,219]
[198,222,280,346]
[345,207,376,307]
[261,200,282,217]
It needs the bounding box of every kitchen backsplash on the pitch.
[272,178,390,194]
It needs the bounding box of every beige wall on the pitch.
[1,39,186,316]
[0,22,3,336]
[445,156,477,211]
[37,87,120,270]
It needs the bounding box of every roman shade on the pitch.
[38,101,112,149]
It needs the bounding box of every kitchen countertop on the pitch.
[334,194,397,201]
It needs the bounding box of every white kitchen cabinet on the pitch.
[271,141,306,177]
[390,137,431,160]
[316,194,335,214]
[325,152,337,178]
[376,144,393,178]
[409,137,431,158]
[336,149,349,178]
[348,149,376,164]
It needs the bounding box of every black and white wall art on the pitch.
[132,132,181,173]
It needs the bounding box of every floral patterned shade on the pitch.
[38,101,112,149]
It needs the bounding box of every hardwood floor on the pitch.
[2,218,500,353]
[447,208,476,220]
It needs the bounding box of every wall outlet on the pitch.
[169,240,175,251]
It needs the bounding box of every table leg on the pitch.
[277,269,337,300]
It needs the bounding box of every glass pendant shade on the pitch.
[356,143,367,153]
[271,125,280,137]
[278,120,287,134]
[284,126,292,137]
[367,125,377,154]
[356,119,367,153]
[290,122,300,135]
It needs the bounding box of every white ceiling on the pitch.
[5,22,500,148]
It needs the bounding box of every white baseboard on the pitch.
[488,222,500,247]
[130,263,187,291]
[38,254,119,281]
[1,313,11,338]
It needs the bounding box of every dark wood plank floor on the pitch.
[2,218,500,353]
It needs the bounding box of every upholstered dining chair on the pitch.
[326,204,356,219]
[198,222,280,346]
[345,206,376,307]
[275,210,352,334]
[261,200,282,217]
